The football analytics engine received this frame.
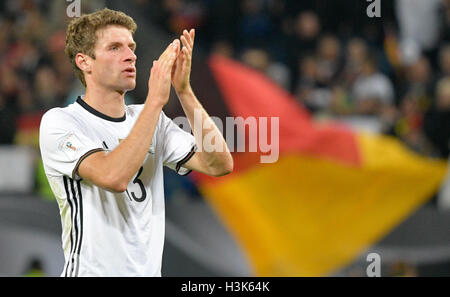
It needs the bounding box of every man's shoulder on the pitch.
[42,105,70,118]
[40,104,80,130]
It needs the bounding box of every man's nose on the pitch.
[124,47,137,63]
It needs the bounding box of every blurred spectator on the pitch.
[236,0,272,51]
[293,10,320,53]
[407,55,434,87]
[399,55,435,111]
[320,38,370,116]
[211,40,235,59]
[443,0,450,42]
[160,0,206,36]
[34,65,62,110]
[392,55,434,153]
[438,44,450,78]
[315,34,343,86]
[424,77,450,158]
[295,55,332,113]
[0,65,21,137]
[436,76,450,111]
[0,93,17,144]
[287,10,321,91]
[240,48,290,90]
[340,38,369,88]
[394,91,428,153]
[396,0,442,67]
[351,57,395,116]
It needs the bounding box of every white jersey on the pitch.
[39,96,196,277]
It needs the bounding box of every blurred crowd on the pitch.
[137,0,450,158]
[0,0,109,148]
[1,0,450,158]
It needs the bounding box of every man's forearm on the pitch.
[78,101,163,192]
[105,101,163,185]
[176,88,232,173]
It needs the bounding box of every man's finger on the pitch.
[189,29,195,45]
[181,48,190,73]
[183,29,194,48]
[176,46,184,65]
[159,40,178,62]
[166,41,179,67]
[180,35,192,53]
[181,46,190,60]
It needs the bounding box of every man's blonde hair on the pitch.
[65,8,137,87]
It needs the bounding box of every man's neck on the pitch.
[83,87,126,118]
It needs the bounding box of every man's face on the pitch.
[89,25,137,93]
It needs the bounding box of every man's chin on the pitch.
[115,85,135,95]
[121,81,136,92]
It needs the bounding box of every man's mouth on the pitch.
[123,67,136,76]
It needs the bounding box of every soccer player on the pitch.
[39,8,233,277]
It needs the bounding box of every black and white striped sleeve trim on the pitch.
[175,145,197,176]
[71,148,104,180]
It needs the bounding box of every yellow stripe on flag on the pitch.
[199,133,447,276]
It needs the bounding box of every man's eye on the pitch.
[111,46,119,51]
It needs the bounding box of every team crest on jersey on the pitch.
[59,132,83,159]
[66,141,77,151]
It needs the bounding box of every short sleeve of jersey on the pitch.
[160,111,196,175]
[39,108,103,180]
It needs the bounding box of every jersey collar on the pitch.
[76,96,126,122]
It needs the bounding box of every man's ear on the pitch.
[75,53,92,73]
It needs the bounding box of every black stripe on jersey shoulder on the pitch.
[76,96,126,122]
[175,145,197,174]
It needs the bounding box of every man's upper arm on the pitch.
[181,151,212,175]
[76,149,118,190]
[160,111,197,175]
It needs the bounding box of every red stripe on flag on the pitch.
[204,55,361,175]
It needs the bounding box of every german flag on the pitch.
[166,54,447,276]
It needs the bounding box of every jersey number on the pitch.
[126,166,147,202]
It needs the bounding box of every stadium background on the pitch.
[0,0,449,276]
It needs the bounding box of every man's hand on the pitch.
[172,29,195,95]
[170,29,233,177]
[147,40,180,106]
